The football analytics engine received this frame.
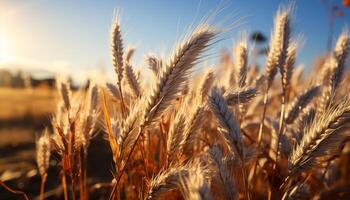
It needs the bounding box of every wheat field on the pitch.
[2,3,350,200]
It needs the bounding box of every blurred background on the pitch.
[0,0,349,199]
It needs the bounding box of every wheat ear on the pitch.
[208,87,244,157]
[289,99,350,175]
[199,69,215,102]
[167,112,186,164]
[105,82,121,100]
[179,162,213,200]
[295,107,316,142]
[146,163,193,200]
[37,130,51,177]
[284,86,320,124]
[331,29,349,90]
[111,17,128,116]
[111,19,124,85]
[208,145,238,200]
[58,80,72,111]
[318,30,350,113]
[235,40,248,88]
[224,86,258,106]
[142,25,217,127]
[208,87,250,200]
[37,130,51,200]
[265,6,291,87]
[82,84,100,150]
[146,54,162,77]
[180,100,205,156]
[124,62,142,98]
[124,47,135,63]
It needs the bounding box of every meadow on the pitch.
[1,3,350,200]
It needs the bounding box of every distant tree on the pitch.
[250,31,267,43]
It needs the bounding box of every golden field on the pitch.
[1,3,350,200]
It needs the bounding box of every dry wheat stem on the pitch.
[274,5,292,169]
[252,85,269,180]
[0,180,29,200]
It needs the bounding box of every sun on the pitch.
[0,34,14,63]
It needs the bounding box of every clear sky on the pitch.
[0,0,349,82]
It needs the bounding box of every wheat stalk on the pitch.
[256,6,291,162]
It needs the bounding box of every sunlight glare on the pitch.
[0,34,14,63]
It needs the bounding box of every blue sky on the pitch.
[0,0,349,81]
